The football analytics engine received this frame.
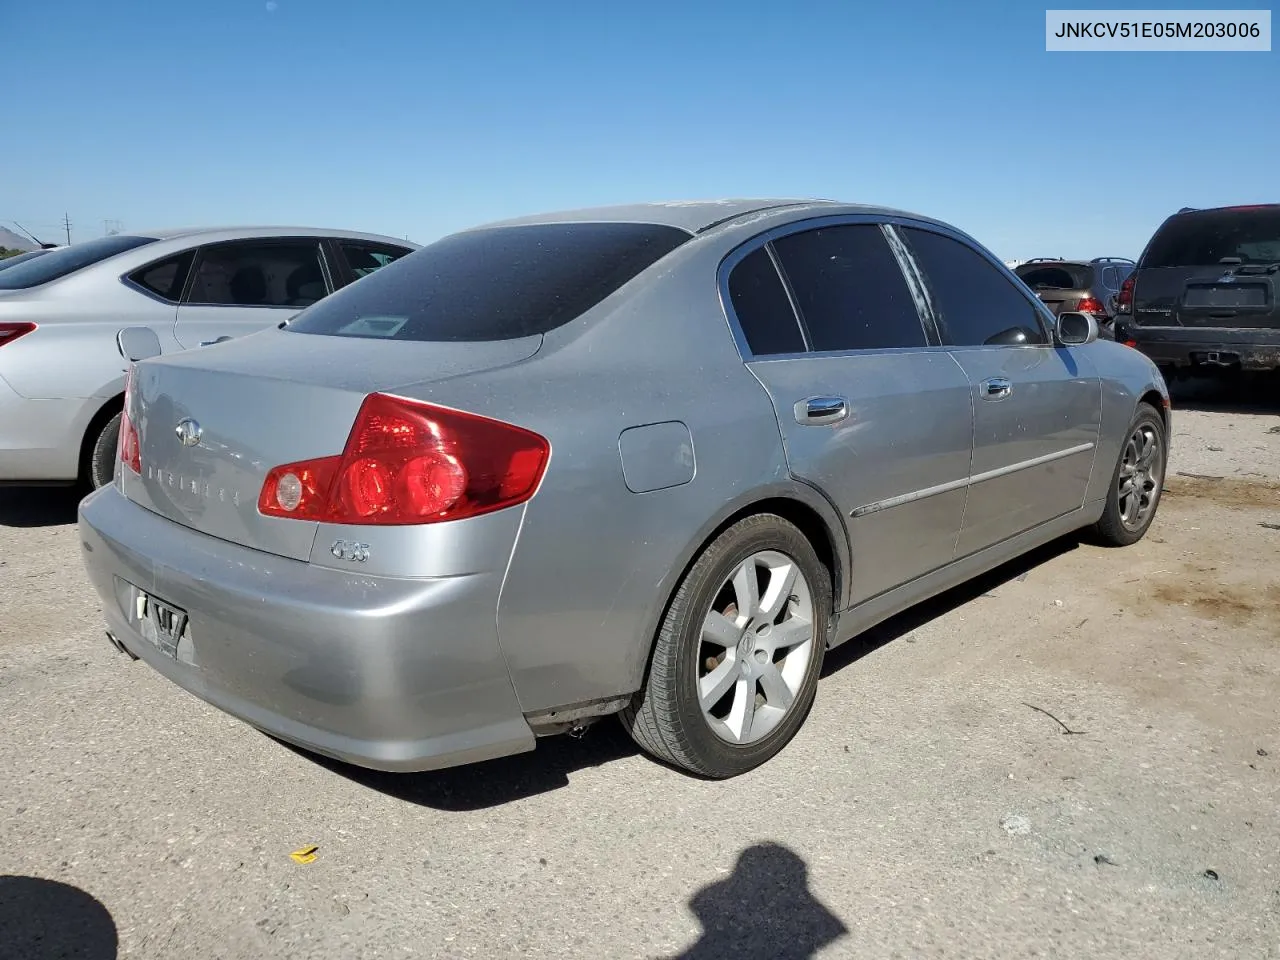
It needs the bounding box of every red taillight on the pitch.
[0,322,37,347]
[258,393,551,525]
[1076,296,1105,314]
[117,367,142,475]
[1116,276,1135,314]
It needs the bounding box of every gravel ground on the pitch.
[1,378,1278,960]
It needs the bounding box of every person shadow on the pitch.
[669,843,848,959]
[0,875,118,959]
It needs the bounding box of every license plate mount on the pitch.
[135,592,190,660]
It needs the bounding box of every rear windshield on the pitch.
[1015,263,1093,290]
[0,249,51,271]
[285,221,692,342]
[0,235,158,289]
[1143,207,1280,268]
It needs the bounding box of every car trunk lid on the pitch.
[121,329,542,561]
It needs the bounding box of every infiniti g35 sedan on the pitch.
[78,199,1171,779]
[0,227,416,489]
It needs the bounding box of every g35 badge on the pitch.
[330,539,371,563]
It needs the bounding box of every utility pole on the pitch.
[62,213,72,245]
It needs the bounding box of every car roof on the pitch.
[1171,203,1279,215]
[465,198,949,235]
[125,225,418,246]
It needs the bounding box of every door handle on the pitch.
[794,396,849,425]
[980,377,1012,401]
[199,336,234,347]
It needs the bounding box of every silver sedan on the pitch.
[0,226,417,489]
[77,199,1170,779]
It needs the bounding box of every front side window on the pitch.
[0,235,158,290]
[770,224,927,352]
[902,227,1048,347]
[186,240,328,308]
[726,246,806,356]
[339,241,413,279]
[287,222,691,342]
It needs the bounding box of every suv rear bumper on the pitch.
[1122,325,1280,372]
[77,484,536,773]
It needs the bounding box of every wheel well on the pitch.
[1139,389,1168,430]
[630,494,846,697]
[77,393,124,476]
[668,496,843,621]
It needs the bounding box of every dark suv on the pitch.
[1014,257,1134,339]
[1115,204,1280,377]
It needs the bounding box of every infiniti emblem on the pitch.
[175,418,203,447]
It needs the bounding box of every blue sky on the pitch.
[3,1,1276,259]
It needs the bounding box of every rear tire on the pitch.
[85,412,122,491]
[621,514,831,778]
[1092,402,1165,547]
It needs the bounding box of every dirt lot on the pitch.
[2,379,1278,960]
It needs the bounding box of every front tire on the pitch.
[621,514,831,778]
[1092,402,1166,547]
[85,412,122,490]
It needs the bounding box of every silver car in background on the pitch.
[78,199,1171,779]
[0,227,417,489]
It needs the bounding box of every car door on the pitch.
[725,220,975,606]
[173,238,334,348]
[894,224,1101,557]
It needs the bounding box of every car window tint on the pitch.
[1144,207,1280,267]
[770,225,926,351]
[187,240,327,307]
[0,235,158,290]
[727,246,806,356]
[901,227,1047,347]
[287,222,691,342]
[339,241,414,279]
[129,252,193,302]
[1016,265,1086,290]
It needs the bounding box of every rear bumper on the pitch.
[77,485,535,772]
[1124,325,1280,371]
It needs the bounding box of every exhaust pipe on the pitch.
[105,631,139,661]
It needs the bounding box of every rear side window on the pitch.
[726,247,806,356]
[339,241,413,279]
[128,252,194,302]
[186,240,328,308]
[902,227,1048,347]
[287,222,691,342]
[1144,207,1280,267]
[771,224,927,352]
[1015,264,1092,290]
[0,235,158,290]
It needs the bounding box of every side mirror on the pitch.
[1056,311,1098,346]
[116,326,162,362]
